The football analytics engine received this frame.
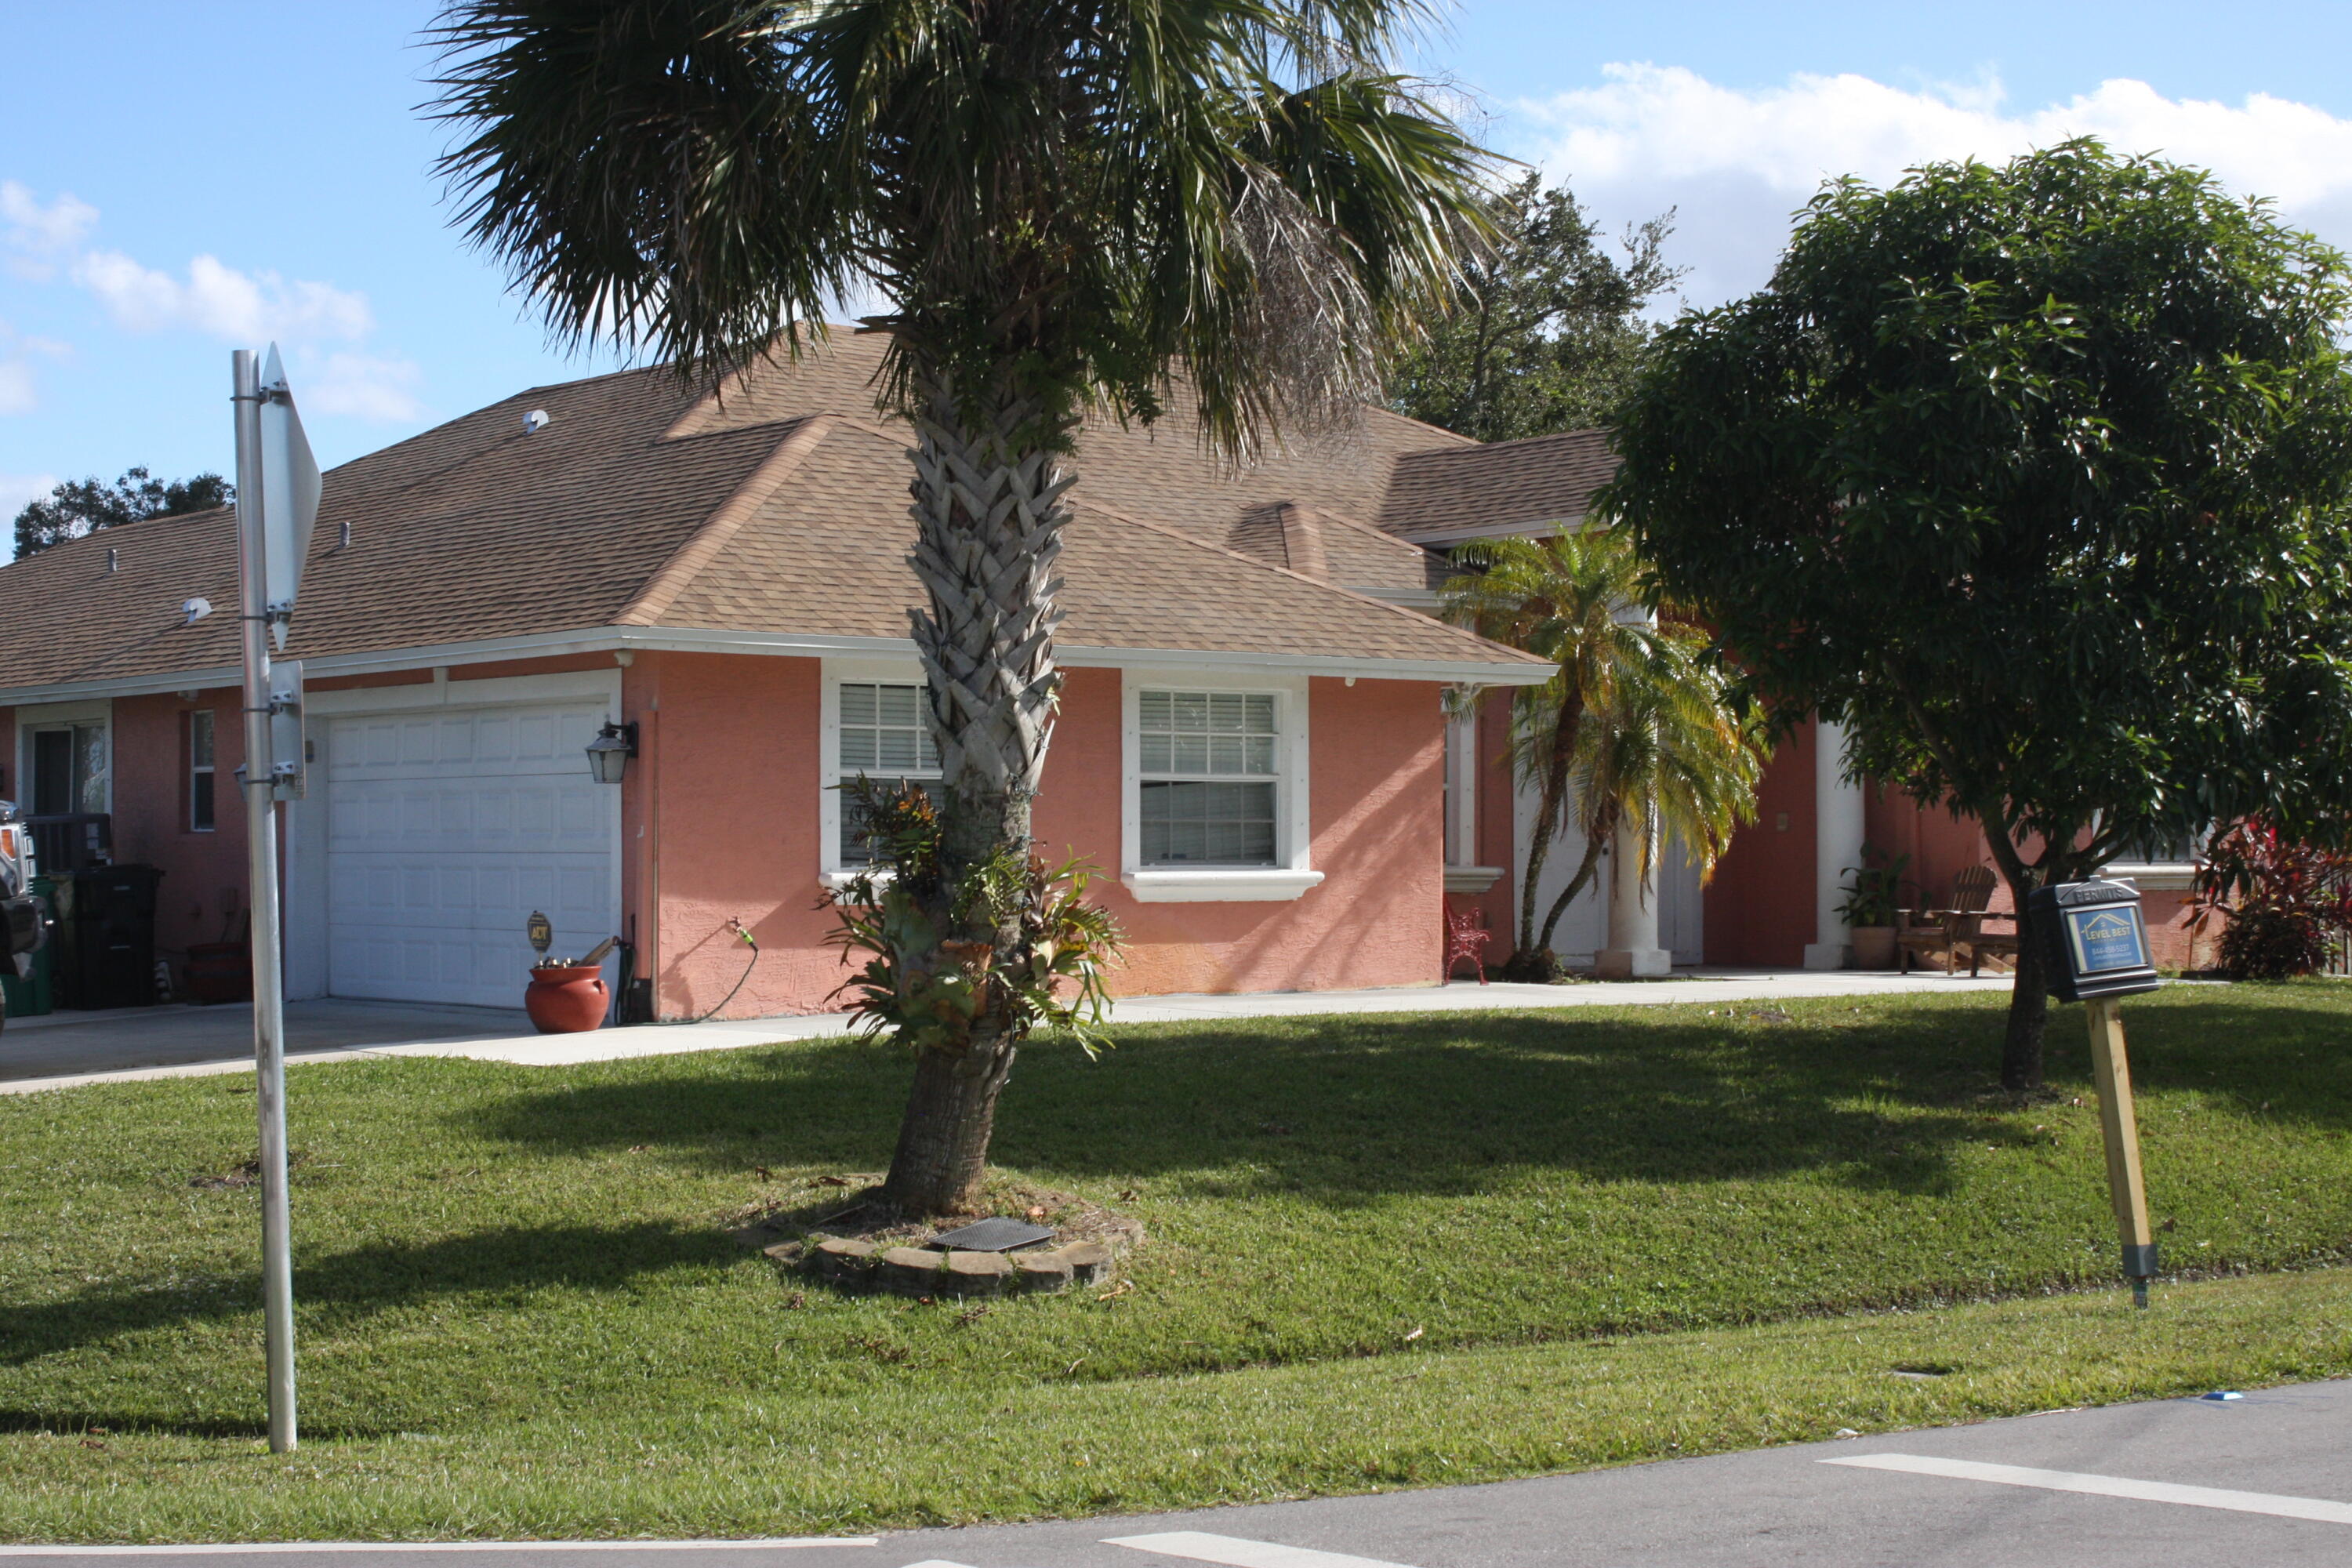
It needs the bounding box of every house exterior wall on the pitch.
[6,648,1452,1018]
[624,655,1449,1020]
[3,688,252,976]
[1703,720,1820,968]
[111,691,252,971]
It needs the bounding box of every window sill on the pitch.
[1443,864,1505,895]
[2102,862,2197,892]
[819,867,891,892]
[1123,868,1325,903]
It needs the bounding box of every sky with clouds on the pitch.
[6,1,2352,544]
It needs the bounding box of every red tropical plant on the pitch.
[2190,821,2352,979]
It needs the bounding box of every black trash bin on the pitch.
[52,864,163,1010]
[25,814,112,875]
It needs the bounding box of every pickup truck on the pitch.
[0,802,49,1028]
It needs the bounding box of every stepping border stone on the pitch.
[879,1246,946,1295]
[942,1251,1015,1294]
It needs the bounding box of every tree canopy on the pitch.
[13,468,232,559]
[1386,172,1679,441]
[1603,140,2352,1087]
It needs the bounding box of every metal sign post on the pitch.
[230,345,316,1454]
[2027,877,2165,1308]
[232,348,296,1450]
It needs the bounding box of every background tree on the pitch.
[1606,141,2352,1089]
[1386,172,1680,441]
[1441,531,1761,978]
[431,0,1495,1214]
[12,468,232,558]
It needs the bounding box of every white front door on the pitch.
[322,699,618,1007]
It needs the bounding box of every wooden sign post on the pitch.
[2083,997,2157,1307]
[2026,877,2165,1307]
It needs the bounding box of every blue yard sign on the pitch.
[2066,905,2150,976]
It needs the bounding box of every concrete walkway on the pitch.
[0,967,2014,1097]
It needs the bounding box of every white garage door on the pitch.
[325,700,619,1007]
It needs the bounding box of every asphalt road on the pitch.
[8,1378,2350,1566]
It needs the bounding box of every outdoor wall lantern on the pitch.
[586,720,638,785]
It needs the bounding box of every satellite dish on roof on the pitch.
[523,408,552,433]
[182,597,212,626]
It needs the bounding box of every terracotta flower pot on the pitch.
[525,964,609,1034]
[1850,926,1897,969]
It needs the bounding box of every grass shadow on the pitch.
[473,1004,2044,1200]
[0,1221,737,1370]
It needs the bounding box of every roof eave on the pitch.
[0,623,1551,706]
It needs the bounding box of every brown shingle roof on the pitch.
[659,421,1511,667]
[0,338,1562,696]
[1381,427,1617,543]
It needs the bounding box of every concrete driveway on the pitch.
[0,997,532,1082]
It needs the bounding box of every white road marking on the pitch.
[1104,1532,1420,1568]
[1825,1452,2352,1524]
[0,1542,877,1557]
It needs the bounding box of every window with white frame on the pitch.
[26,719,108,816]
[187,710,216,832]
[836,681,941,865]
[1137,689,1280,866]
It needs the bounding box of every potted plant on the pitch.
[524,935,619,1034]
[1838,846,1912,969]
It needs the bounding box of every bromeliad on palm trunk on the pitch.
[824,779,1121,1214]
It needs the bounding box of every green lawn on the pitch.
[5,983,2352,1541]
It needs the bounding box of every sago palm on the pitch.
[428,0,1496,1213]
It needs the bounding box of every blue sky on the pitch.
[6,1,2352,538]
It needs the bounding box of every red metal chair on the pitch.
[1443,898,1491,985]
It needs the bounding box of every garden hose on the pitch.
[675,917,760,1026]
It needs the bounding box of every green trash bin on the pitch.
[2,876,56,1019]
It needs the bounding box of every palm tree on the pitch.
[1542,629,1763,959]
[1441,532,1762,977]
[428,0,1496,1214]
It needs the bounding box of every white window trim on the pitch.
[819,656,935,890]
[2102,862,2196,892]
[1121,667,1322,903]
[16,698,112,817]
[187,708,217,832]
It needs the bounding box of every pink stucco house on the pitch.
[0,338,2213,1022]
[0,338,1562,1020]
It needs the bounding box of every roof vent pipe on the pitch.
[523,408,552,434]
[106,546,118,574]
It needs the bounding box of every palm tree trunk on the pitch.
[1515,699,1578,957]
[880,365,1073,1216]
[1534,820,1612,956]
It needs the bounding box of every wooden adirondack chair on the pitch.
[1896,866,2020,975]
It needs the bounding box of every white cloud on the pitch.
[0,321,67,416]
[303,351,426,421]
[0,471,57,520]
[73,250,372,343]
[1,180,97,280]
[1523,65,2352,307]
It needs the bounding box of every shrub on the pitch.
[2191,821,2352,979]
